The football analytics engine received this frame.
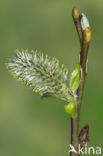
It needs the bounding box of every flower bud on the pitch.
[65,101,76,118]
[83,27,92,43]
[72,8,79,19]
[81,13,90,31]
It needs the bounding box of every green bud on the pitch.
[70,64,81,92]
[65,102,76,118]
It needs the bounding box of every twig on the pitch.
[70,8,92,156]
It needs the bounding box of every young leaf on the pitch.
[7,49,74,102]
[69,64,81,92]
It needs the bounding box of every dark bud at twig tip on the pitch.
[79,125,89,148]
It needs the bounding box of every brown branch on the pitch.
[70,8,92,156]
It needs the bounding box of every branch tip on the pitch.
[72,8,79,20]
